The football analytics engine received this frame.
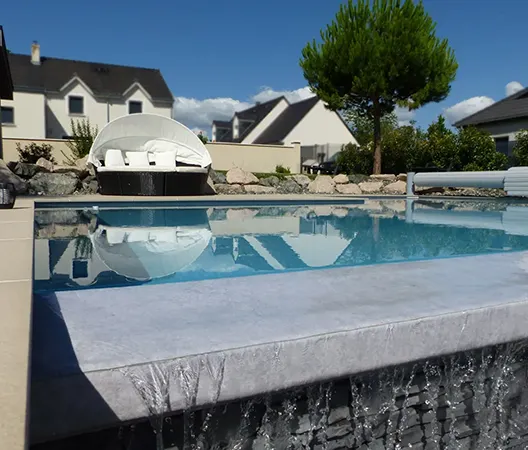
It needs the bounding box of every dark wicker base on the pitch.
[96,169,210,196]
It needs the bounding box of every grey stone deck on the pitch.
[31,250,528,443]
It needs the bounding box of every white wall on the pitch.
[284,100,357,146]
[1,91,46,138]
[242,98,290,144]
[111,85,172,121]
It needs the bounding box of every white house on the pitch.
[0,42,174,140]
[211,95,358,163]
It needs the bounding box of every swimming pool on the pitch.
[33,198,528,293]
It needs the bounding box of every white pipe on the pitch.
[413,171,507,189]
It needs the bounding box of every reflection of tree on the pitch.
[74,236,93,260]
[331,215,528,266]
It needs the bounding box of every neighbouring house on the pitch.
[1,41,174,141]
[0,25,14,159]
[454,88,528,156]
[211,95,357,164]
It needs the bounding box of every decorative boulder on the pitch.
[397,173,407,182]
[244,185,277,194]
[333,174,349,184]
[11,162,40,179]
[259,175,280,188]
[308,175,336,194]
[0,159,27,194]
[28,172,80,196]
[336,183,362,195]
[277,179,303,194]
[358,181,383,193]
[81,179,99,194]
[289,174,311,189]
[215,183,244,194]
[226,168,258,185]
[209,169,227,185]
[383,180,407,194]
[53,165,85,176]
[348,174,369,184]
[370,174,396,182]
[35,158,54,172]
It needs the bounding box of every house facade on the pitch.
[0,26,14,159]
[0,42,173,140]
[212,95,357,163]
[454,88,528,156]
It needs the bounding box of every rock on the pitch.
[7,161,17,171]
[336,183,362,195]
[209,169,227,185]
[226,208,258,220]
[333,174,349,184]
[244,185,277,194]
[11,162,39,179]
[277,179,303,194]
[28,172,80,196]
[226,167,259,185]
[370,174,396,181]
[0,159,27,194]
[35,158,54,172]
[74,155,95,177]
[383,180,406,194]
[81,179,99,194]
[203,177,217,195]
[397,173,407,182]
[348,174,369,184]
[416,186,445,195]
[259,175,280,188]
[359,181,383,193]
[289,174,311,189]
[215,183,244,194]
[308,175,336,194]
[53,165,84,176]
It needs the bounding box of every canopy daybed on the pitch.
[87,114,212,196]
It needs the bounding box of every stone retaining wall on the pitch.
[33,340,528,450]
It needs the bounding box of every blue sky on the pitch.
[2,0,527,134]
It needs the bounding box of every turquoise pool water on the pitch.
[33,199,528,293]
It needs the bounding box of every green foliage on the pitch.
[197,132,208,144]
[74,236,93,259]
[64,118,98,163]
[513,130,528,166]
[421,115,459,170]
[275,165,291,174]
[16,142,56,164]
[382,125,426,174]
[300,0,457,173]
[337,143,372,175]
[456,126,508,171]
[345,110,398,146]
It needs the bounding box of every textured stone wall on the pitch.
[33,340,528,450]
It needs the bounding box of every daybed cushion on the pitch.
[104,149,125,167]
[126,151,150,167]
[143,139,206,167]
[154,151,177,168]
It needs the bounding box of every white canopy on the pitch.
[87,114,212,168]
[91,225,212,280]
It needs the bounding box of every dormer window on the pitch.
[128,100,142,114]
[68,96,84,115]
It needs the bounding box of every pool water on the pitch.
[33,199,528,293]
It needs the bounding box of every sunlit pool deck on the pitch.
[4,194,528,447]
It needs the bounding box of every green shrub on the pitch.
[457,126,508,171]
[63,118,98,163]
[17,142,56,164]
[513,130,528,166]
[336,143,372,175]
[275,164,291,174]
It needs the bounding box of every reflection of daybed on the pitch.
[87,114,212,196]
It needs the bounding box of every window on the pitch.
[494,137,509,156]
[68,96,84,115]
[128,100,142,114]
[1,106,14,124]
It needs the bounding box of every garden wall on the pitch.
[2,138,302,174]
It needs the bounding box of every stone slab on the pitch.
[31,250,528,442]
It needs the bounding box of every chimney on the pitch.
[31,41,40,65]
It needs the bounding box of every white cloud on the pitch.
[173,87,315,132]
[394,106,415,126]
[506,81,524,97]
[444,96,495,124]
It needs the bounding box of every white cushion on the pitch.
[126,151,150,167]
[106,229,126,245]
[105,149,125,167]
[154,151,177,168]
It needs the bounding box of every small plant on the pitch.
[17,142,56,164]
[275,165,291,174]
[197,132,208,144]
[513,130,528,166]
[63,118,98,164]
[74,235,93,260]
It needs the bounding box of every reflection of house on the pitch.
[454,87,528,156]
[0,25,14,159]
[2,42,173,140]
[211,95,357,163]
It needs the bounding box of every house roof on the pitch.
[212,120,231,128]
[454,87,528,127]
[235,96,286,142]
[254,95,319,144]
[0,26,14,100]
[7,52,173,103]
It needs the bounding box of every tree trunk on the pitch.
[372,100,382,175]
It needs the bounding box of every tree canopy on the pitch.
[300,0,458,174]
